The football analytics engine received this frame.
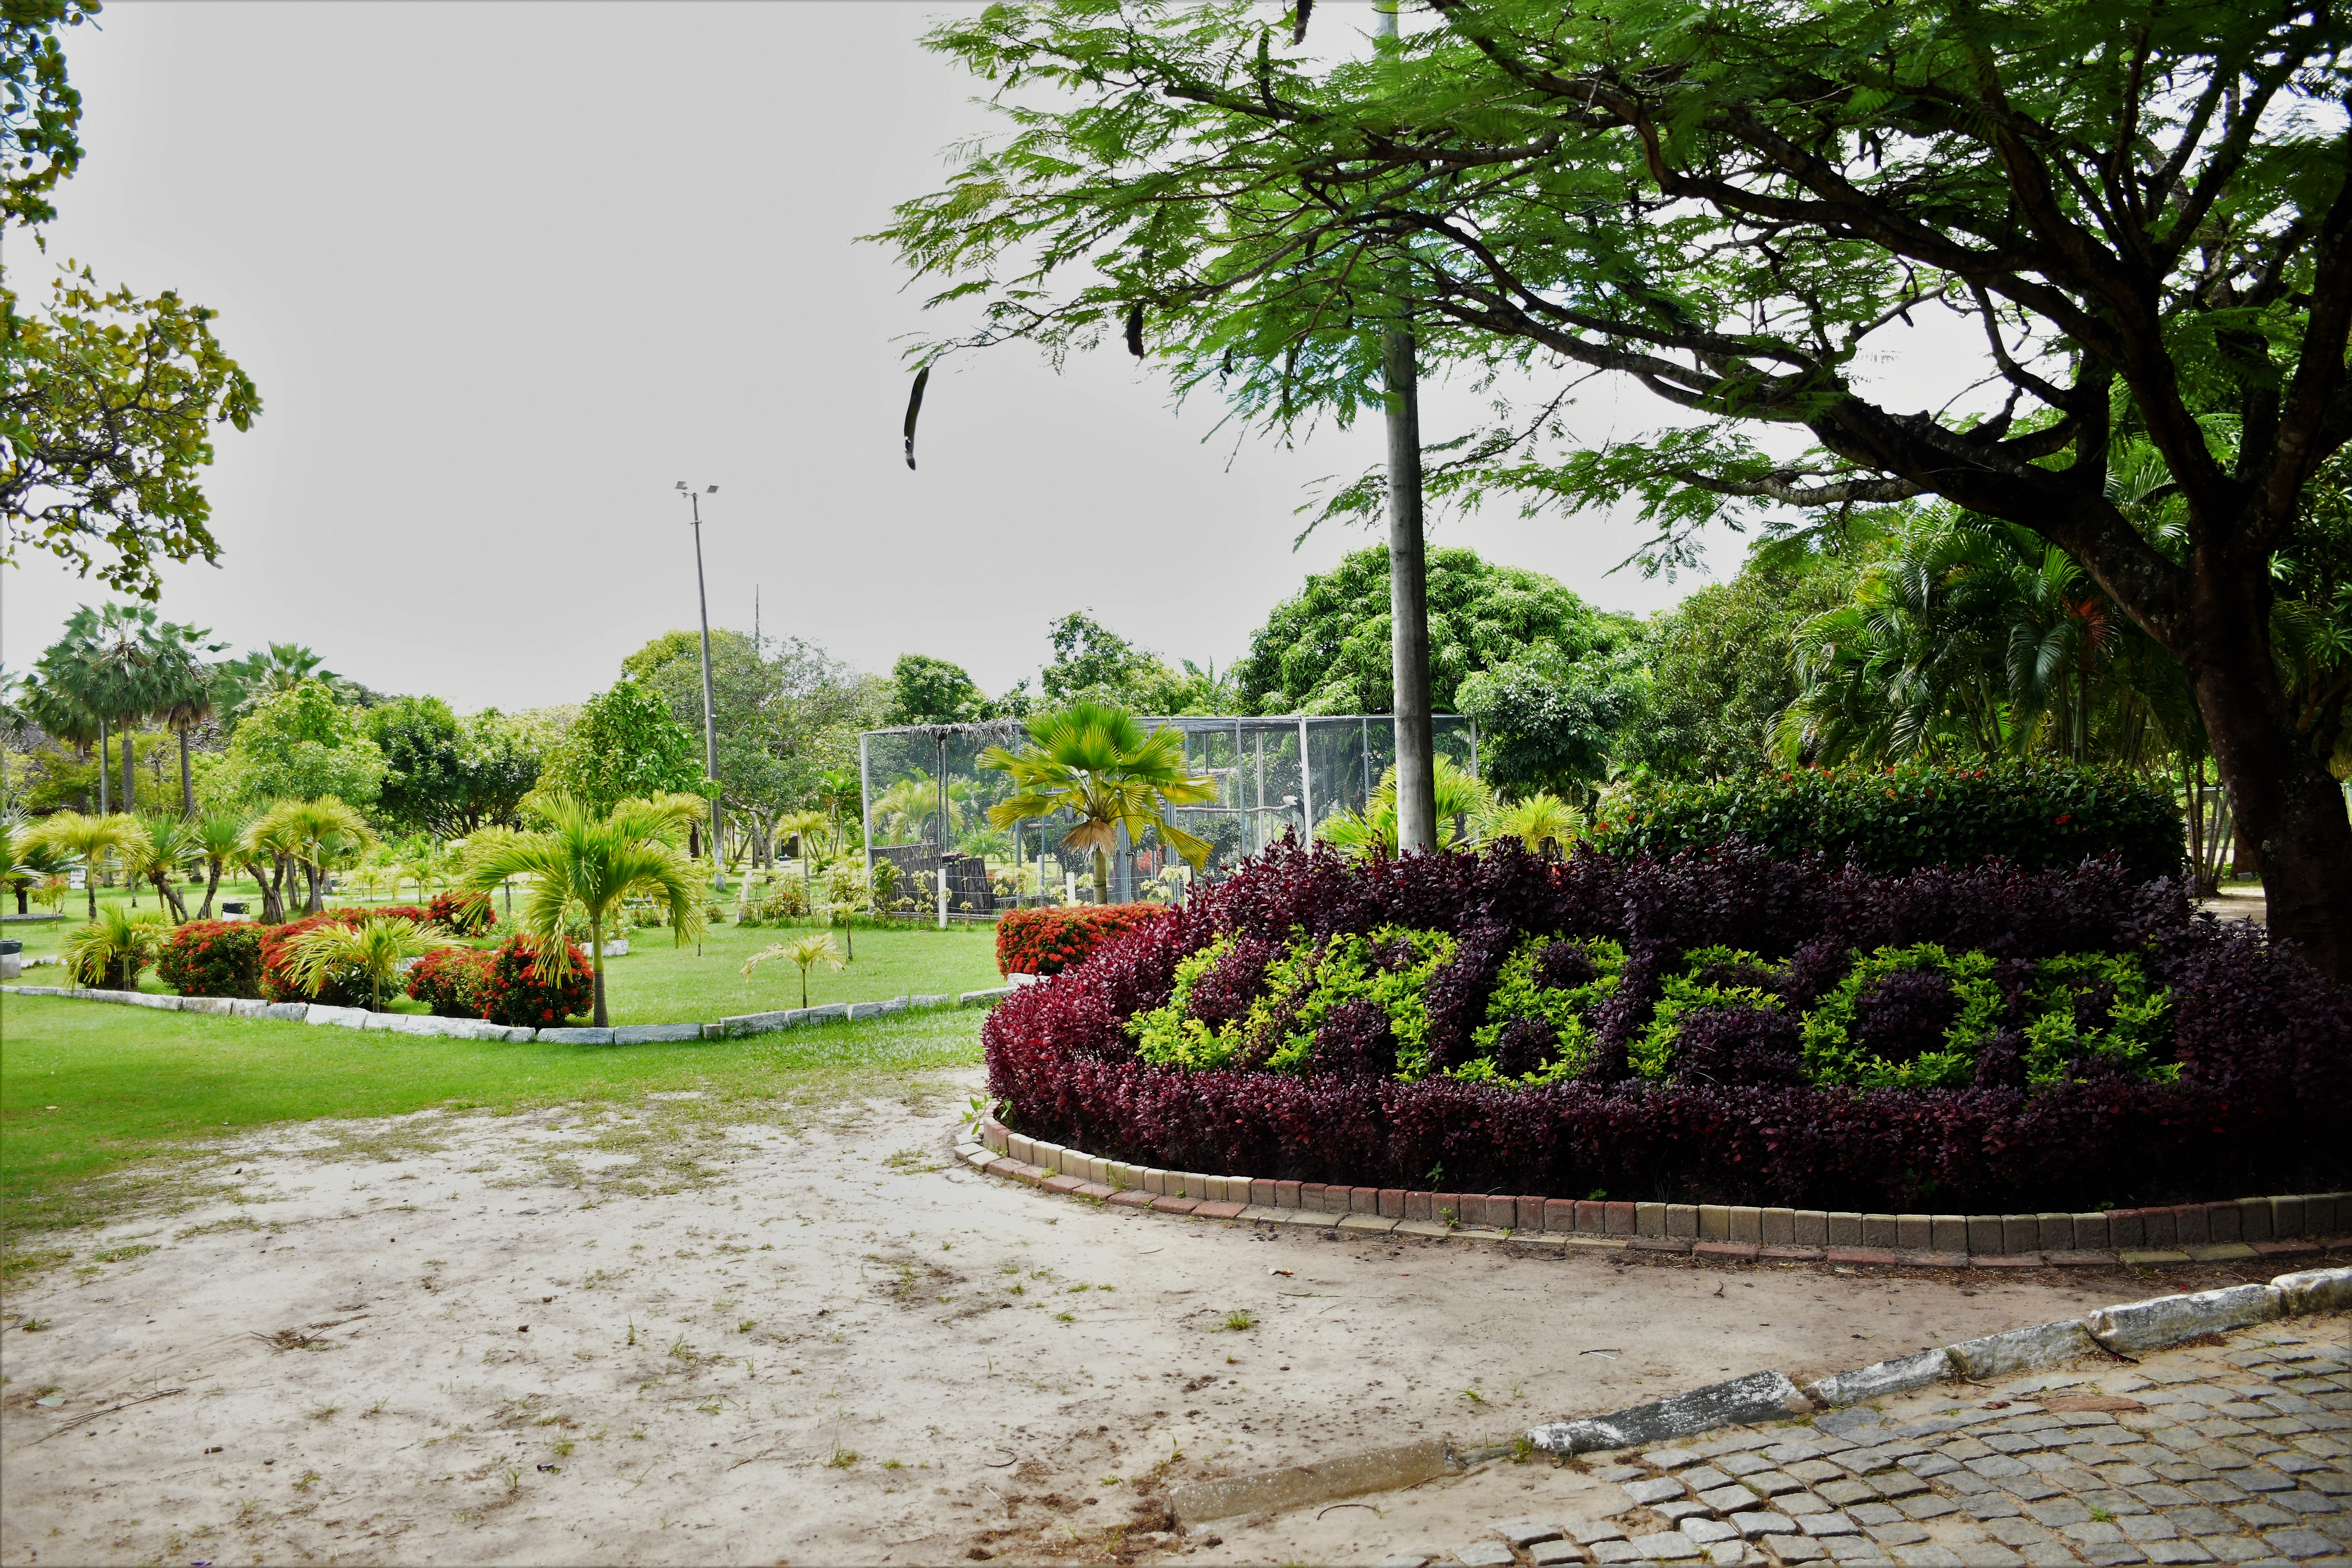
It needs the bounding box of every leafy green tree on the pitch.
[1618,548,1862,782]
[2,3,260,599]
[1033,612,1196,713]
[981,701,1217,903]
[201,680,384,812]
[532,677,708,818]
[365,697,541,836]
[1456,645,1644,808]
[1235,545,1630,716]
[886,653,989,725]
[460,793,709,1029]
[879,0,2352,971]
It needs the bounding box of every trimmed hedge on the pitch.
[1593,762,2184,880]
[981,839,2350,1209]
[155,920,264,998]
[996,903,1168,976]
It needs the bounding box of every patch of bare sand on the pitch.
[2,1080,2140,1566]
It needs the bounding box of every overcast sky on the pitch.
[2,2,1981,711]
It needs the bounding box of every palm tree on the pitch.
[238,808,303,923]
[147,621,224,817]
[189,810,250,919]
[129,813,201,922]
[281,914,452,1013]
[980,702,1216,904]
[459,793,708,1028]
[62,903,168,990]
[2,813,76,915]
[211,643,345,728]
[1319,756,1495,858]
[742,932,846,1010]
[251,797,374,915]
[28,810,148,918]
[1483,790,1583,853]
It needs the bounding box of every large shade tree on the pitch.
[881,0,2352,975]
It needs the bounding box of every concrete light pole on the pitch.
[677,481,727,892]
[1378,0,1437,855]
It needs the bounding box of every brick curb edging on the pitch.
[962,1112,2350,1266]
[0,981,1014,1043]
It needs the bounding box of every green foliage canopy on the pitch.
[198,679,383,812]
[533,677,709,817]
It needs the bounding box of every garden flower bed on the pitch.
[981,839,2352,1211]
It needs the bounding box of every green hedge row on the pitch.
[1593,763,2183,879]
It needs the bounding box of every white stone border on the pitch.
[0,981,1014,1044]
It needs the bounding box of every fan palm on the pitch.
[129,813,201,922]
[1483,791,1583,853]
[62,903,168,990]
[1319,756,1495,859]
[980,703,1216,904]
[281,914,453,1013]
[28,809,148,918]
[741,931,847,1010]
[459,793,708,1028]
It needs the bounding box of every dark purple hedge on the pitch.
[981,838,2352,1209]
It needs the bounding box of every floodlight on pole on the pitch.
[678,481,728,891]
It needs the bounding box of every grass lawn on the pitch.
[7,885,1007,1025]
[0,991,987,1243]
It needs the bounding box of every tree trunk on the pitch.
[2185,618,2352,980]
[85,873,98,920]
[149,870,187,924]
[179,729,195,818]
[1091,846,1110,905]
[97,717,109,816]
[1384,318,1437,855]
[198,860,221,920]
[590,911,608,1028]
[122,727,134,815]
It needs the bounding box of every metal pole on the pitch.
[687,490,727,892]
[860,730,875,885]
[1378,0,1437,856]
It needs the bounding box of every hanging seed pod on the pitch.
[1125,303,1145,359]
[902,365,930,470]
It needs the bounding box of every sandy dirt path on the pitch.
[2,1076,2147,1567]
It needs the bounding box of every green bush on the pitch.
[1593,762,2183,878]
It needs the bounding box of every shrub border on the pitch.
[962,1109,2348,1266]
[0,981,1015,1044]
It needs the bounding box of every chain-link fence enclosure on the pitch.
[860,715,1477,918]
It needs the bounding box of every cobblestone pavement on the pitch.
[1337,1318,2350,1568]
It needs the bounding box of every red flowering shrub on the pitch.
[996,903,1168,976]
[260,910,374,1006]
[155,920,264,998]
[429,891,499,936]
[405,946,493,1017]
[981,838,2352,1208]
[477,935,592,1028]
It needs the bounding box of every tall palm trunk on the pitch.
[179,729,195,818]
[97,717,109,815]
[122,728,134,815]
[1091,847,1109,905]
[589,911,608,1027]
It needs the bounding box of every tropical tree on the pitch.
[880,0,2352,974]
[2,811,74,914]
[741,932,847,1011]
[281,915,451,1013]
[129,811,199,922]
[249,796,372,917]
[980,702,1216,903]
[209,644,346,725]
[1319,755,1495,859]
[61,903,167,990]
[201,679,384,812]
[459,793,709,1029]
[188,809,249,920]
[27,808,144,918]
